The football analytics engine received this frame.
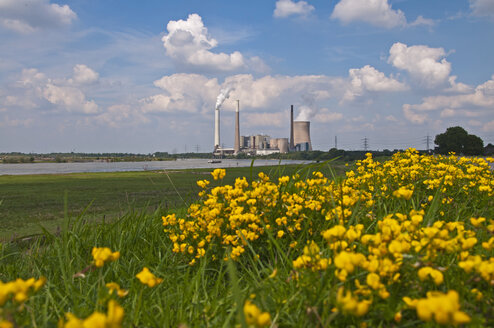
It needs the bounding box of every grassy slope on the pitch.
[0,162,347,239]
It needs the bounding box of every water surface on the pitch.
[0,159,313,176]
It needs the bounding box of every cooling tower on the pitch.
[234,100,240,154]
[270,138,279,149]
[278,138,289,153]
[294,121,312,151]
[290,105,294,150]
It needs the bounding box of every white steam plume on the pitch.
[295,105,313,121]
[215,86,233,110]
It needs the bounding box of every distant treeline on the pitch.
[234,148,407,162]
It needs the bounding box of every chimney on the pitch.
[290,105,294,150]
[234,100,240,154]
[214,107,220,151]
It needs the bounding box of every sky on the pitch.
[0,0,493,153]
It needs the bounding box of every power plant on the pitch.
[213,101,312,156]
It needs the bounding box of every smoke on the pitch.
[295,105,313,121]
[295,94,316,121]
[215,86,233,110]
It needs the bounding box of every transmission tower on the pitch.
[362,137,369,151]
[195,144,200,153]
[424,134,432,152]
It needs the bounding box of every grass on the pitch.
[0,162,348,240]
[5,153,491,326]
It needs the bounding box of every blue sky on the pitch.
[0,0,493,153]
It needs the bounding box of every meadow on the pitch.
[1,151,494,327]
[0,164,333,240]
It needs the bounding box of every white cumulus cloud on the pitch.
[0,0,76,33]
[331,0,406,28]
[162,14,265,73]
[274,0,315,18]
[15,67,99,114]
[344,65,407,101]
[388,42,451,88]
[141,73,220,113]
[71,64,99,85]
[404,75,494,113]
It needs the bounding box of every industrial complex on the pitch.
[213,102,312,156]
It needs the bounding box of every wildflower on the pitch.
[105,282,128,298]
[336,287,371,317]
[59,300,124,328]
[211,169,226,180]
[196,179,210,189]
[0,321,13,328]
[393,187,413,200]
[405,290,470,325]
[243,300,271,327]
[136,267,163,287]
[92,247,120,268]
[417,267,444,285]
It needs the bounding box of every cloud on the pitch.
[314,108,343,123]
[403,106,427,124]
[273,0,315,18]
[141,73,220,114]
[331,0,406,28]
[470,0,494,18]
[13,67,99,114]
[344,65,407,101]
[404,75,494,113]
[162,14,265,73]
[70,64,99,85]
[388,42,451,88]
[93,104,149,128]
[0,115,34,127]
[408,15,436,27]
[244,112,285,127]
[0,0,76,33]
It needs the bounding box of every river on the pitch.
[0,159,313,176]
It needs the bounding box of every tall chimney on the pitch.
[214,107,220,151]
[290,105,294,150]
[234,100,240,154]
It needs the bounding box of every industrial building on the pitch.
[213,102,312,156]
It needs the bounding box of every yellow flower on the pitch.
[136,267,163,287]
[243,300,271,327]
[417,267,443,285]
[211,168,226,180]
[392,187,413,200]
[0,321,13,328]
[105,282,128,298]
[91,247,120,268]
[59,300,124,328]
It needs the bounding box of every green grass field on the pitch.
[0,162,347,240]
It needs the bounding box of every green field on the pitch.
[0,162,346,240]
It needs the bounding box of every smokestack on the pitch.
[234,100,240,154]
[290,105,294,150]
[294,121,312,151]
[214,107,220,150]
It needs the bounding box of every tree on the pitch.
[434,126,484,155]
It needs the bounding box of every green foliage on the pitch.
[434,126,484,155]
